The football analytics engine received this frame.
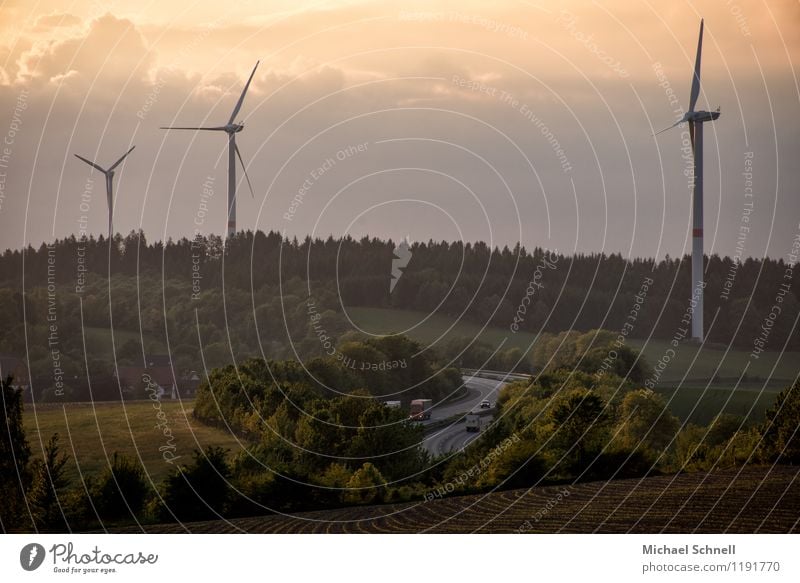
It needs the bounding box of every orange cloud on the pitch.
[16,13,154,90]
[32,12,82,32]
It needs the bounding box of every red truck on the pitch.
[409,399,433,421]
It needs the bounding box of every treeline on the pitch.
[1,231,797,403]
[3,230,797,356]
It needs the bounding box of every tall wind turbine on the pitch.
[161,62,258,238]
[655,19,720,342]
[74,146,136,239]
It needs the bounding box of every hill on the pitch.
[112,465,799,533]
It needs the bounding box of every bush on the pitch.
[160,447,232,521]
[483,439,547,490]
[343,462,386,505]
[92,453,150,523]
[759,381,800,463]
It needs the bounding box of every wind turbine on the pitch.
[161,61,258,238]
[655,19,720,342]
[74,146,136,239]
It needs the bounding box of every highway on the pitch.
[421,375,506,456]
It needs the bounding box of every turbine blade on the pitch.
[689,120,695,152]
[688,19,703,113]
[74,154,107,174]
[228,61,259,125]
[108,145,135,171]
[652,120,682,136]
[234,143,254,198]
[160,126,227,131]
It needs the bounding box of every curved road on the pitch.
[422,376,506,455]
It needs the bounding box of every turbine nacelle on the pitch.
[686,108,720,123]
[225,122,244,133]
[692,109,720,123]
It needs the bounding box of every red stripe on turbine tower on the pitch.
[693,228,703,237]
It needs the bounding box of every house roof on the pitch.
[0,355,27,379]
[117,366,149,386]
[117,366,175,388]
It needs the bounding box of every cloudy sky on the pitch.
[0,0,798,260]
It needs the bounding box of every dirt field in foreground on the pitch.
[112,465,799,534]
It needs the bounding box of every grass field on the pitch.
[78,309,797,429]
[654,386,783,426]
[89,311,797,388]
[348,307,797,423]
[113,465,800,533]
[348,307,797,384]
[24,400,244,484]
[348,307,541,354]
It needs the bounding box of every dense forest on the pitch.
[0,230,797,400]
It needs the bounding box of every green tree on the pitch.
[28,433,70,532]
[673,424,711,471]
[706,414,744,448]
[319,463,352,489]
[0,376,32,531]
[160,447,231,521]
[616,389,680,455]
[541,388,611,473]
[760,381,800,463]
[343,462,386,504]
[92,453,150,523]
[482,438,547,489]
[348,403,427,480]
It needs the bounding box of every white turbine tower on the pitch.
[655,19,720,342]
[74,146,136,240]
[161,61,258,238]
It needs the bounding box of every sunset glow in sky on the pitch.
[0,0,798,259]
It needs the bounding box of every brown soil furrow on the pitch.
[107,466,800,534]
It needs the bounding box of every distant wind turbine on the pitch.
[161,61,259,238]
[655,19,720,342]
[74,145,136,239]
